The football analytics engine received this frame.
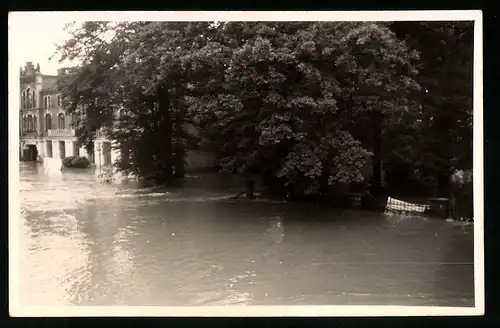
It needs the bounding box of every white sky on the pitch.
[9,13,78,75]
[9,10,481,77]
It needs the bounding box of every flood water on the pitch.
[16,162,475,307]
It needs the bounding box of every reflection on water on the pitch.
[17,162,475,306]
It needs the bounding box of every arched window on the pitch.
[58,113,65,129]
[44,96,52,109]
[32,90,36,108]
[22,92,26,109]
[27,115,33,131]
[27,88,31,108]
[45,114,52,131]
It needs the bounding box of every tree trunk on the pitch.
[319,160,333,196]
[173,145,185,178]
[173,94,185,179]
[437,169,451,198]
[157,84,174,185]
[370,110,383,197]
[245,177,255,199]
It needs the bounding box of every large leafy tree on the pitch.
[186,22,419,198]
[55,21,139,159]
[55,21,422,200]
[108,21,214,181]
[55,22,214,184]
[389,21,474,196]
[308,22,421,197]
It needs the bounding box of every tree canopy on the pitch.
[54,20,473,199]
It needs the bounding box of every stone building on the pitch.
[19,61,215,172]
[18,62,119,167]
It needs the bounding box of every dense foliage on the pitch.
[62,156,91,168]
[387,21,474,197]
[54,21,473,199]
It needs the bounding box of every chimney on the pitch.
[25,62,35,75]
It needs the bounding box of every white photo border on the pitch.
[8,10,484,317]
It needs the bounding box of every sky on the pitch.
[9,13,77,75]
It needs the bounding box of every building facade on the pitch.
[19,62,119,167]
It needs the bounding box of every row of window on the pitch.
[44,141,112,164]
[21,113,66,131]
[21,89,36,109]
[45,140,81,159]
[43,95,62,109]
[21,89,62,109]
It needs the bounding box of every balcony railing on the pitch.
[47,128,75,137]
[20,130,39,138]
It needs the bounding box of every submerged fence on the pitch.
[382,195,473,221]
[344,191,473,221]
[385,197,430,214]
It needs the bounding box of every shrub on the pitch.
[62,156,91,168]
[62,156,76,167]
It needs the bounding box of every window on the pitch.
[88,149,95,164]
[46,141,53,158]
[27,115,33,131]
[58,113,65,129]
[48,96,52,108]
[22,116,27,131]
[59,141,66,159]
[44,96,52,109]
[33,115,37,131]
[45,114,52,131]
[22,92,26,109]
[58,95,62,107]
[32,90,36,108]
[103,142,112,165]
[73,141,80,157]
[120,143,130,167]
[27,88,31,108]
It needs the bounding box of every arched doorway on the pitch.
[22,144,38,162]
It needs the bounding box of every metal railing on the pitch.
[47,128,75,137]
[20,130,39,138]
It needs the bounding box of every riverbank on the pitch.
[37,161,472,222]
[118,171,472,222]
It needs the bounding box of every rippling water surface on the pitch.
[17,162,475,307]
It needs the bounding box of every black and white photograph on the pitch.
[8,11,483,317]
